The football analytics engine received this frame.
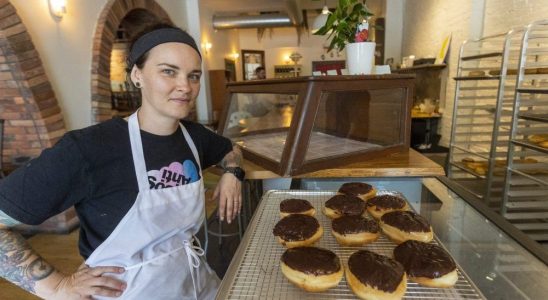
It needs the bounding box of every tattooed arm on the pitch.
[0,210,126,299]
[213,146,243,223]
[0,210,58,297]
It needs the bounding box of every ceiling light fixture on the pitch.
[311,1,330,33]
[48,0,67,20]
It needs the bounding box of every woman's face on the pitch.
[131,42,202,122]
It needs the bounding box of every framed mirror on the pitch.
[241,50,265,80]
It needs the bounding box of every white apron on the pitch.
[85,112,220,299]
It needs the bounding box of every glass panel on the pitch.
[304,88,404,161]
[421,178,548,300]
[223,93,298,163]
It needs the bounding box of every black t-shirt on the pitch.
[0,118,232,258]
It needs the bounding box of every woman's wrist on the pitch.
[34,269,65,299]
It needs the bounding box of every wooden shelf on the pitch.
[394,64,446,73]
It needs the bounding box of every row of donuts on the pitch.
[272,182,458,300]
[280,242,458,300]
[274,182,433,247]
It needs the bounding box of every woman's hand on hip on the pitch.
[213,173,242,223]
[47,264,126,299]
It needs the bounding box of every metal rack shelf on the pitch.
[511,140,548,154]
[516,87,548,94]
[518,112,548,122]
[218,190,485,299]
[502,19,548,242]
[461,52,503,61]
[453,76,501,81]
[448,28,524,204]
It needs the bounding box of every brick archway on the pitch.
[0,2,66,172]
[91,0,171,123]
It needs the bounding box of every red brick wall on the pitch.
[0,0,65,172]
[91,0,170,123]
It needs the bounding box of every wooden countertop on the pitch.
[239,149,445,180]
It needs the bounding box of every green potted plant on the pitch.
[314,0,376,75]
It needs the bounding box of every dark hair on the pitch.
[125,23,178,74]
[255,66,265,73]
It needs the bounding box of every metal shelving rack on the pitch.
[447,28,524,207]
[502,20,548,242]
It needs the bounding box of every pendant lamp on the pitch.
[311,2,330,33]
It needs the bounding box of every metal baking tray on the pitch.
[216,190,485,299]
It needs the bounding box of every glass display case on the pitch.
[217,75,415,176]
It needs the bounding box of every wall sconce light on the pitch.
[202,42,212,55]
[289,52,303,65]
[230,52,239,60]
[48,0,67,20]
[284,54,291,64]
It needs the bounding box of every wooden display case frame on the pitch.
[217,75,415,176]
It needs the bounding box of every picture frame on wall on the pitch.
[241,50,265,80]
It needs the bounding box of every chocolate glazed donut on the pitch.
[331,216,380,246]
[273,214,323,248]
[366,194,409,219]
[323,194,367,219]
[279,198,315,217]
[338,182,377,201]
[380,211,433,244]
[280,246,343,292]
[394,240,458,288]
[346,250,407,300]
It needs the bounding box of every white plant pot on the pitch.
[345,42,376,75]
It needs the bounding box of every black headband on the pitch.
[127,27,201,69]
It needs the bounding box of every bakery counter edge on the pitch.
[216,149,445,180]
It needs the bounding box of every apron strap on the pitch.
[180,124,206,201]
[183,237,205,300]
[122,237,205,300]
[128,112,150,192]
[128,111,204,192]
[180,124,202,176]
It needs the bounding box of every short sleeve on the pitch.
[0,133,89,225]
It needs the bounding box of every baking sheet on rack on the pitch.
[221,190,485,300]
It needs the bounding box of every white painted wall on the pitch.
[195,2,242,121]
[401,0,548,147]
[9,0,190,130]
[384,0,403,65]
[483,0,548,36]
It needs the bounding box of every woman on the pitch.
[0,25,242,299]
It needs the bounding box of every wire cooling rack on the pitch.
[216,190,485,299]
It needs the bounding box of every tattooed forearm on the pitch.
[219,146,243,169]
[0,229,54,293]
